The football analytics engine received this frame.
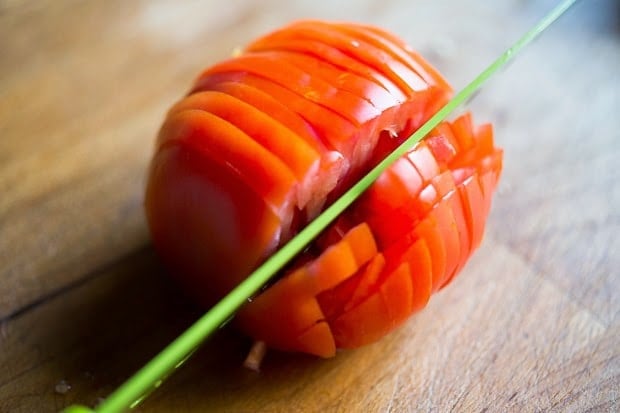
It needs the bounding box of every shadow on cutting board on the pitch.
[1,246,351,412]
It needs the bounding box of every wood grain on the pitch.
[0,0,618,411]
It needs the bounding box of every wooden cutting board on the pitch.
[0,0,618,411]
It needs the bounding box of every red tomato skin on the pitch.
[145,142,282,302]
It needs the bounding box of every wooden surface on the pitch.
[1,0,618,411]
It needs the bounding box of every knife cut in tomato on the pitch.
[144,20,503,360]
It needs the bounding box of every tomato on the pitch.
[144,20,502,358]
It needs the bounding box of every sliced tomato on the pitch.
[317,253,386,321]
[247,21,428,98]
[145,142,281,301]
[330,262,414,348]
[474,123,495,157]
[381,237,433,311]
[295,321,336,357]
[406,141,441,184]
[167,91,321,210]
[198,52,381,126]
[450,112,475,154]
[457,173,486,252]
[439,184,472,289]
[307,223,377,294]
[146,21,503,359]
[378,263,413,327]
[404,239,434,311]
[195,71,359,161]
[187,80,323,152]
[431,199,462,288]
[349,23,453,92]
[245,37,407,101]
[266,50,401,112]
[353,159,423,247]
[159,110,296,220]
[426,131,458,166]
[236,265,334,356]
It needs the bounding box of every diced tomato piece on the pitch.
[439,187,472,288]
[237,266,332,356]
[308,223,377,293]
[450,112,475,152]
[344,253,386,312]
[406,142,441,184]
[413,215,446,291]
[431,170,456,198]
[317,253,386,320]
[474,123,495,157]
[405,239,434,311]
[426,133,458,166]
[379,263,413,326]
[331,289,390,348]
[430,200,461,288]
[295,321,336,357]
[381,237,432,311]
[458,174,486,252]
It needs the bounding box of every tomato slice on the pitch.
[353,159,423,247]
[269,51,401,112]
[406,141,441,184]
[450,112,475,154]
[457,173,486,252]
[190,80,348,217]
[405,239,434,311]
[439,184,472,289]
[348,23,453,92]
[194,71,359,161]
[344,253,386,312]
[330,286,390,349]
[249,21,429,97]
[412,215,446,291]
[167,91,322,210]
[245,37,407,101]
[378,263,413,327]
[199,52,381,126]
[159,110,297,220]
[295,21,431,92]
[474,123,495,158]
[430,199,461,288]
[317,253,386,321]
[330,261,416,349]
[145,142,281,302]
[381,236,433,311]
[479,170,499,218]
[295,321,336,357]
[307,223,377,294]
[236,266,332,356]
[426,132,458,166]
[190,80,323,152]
